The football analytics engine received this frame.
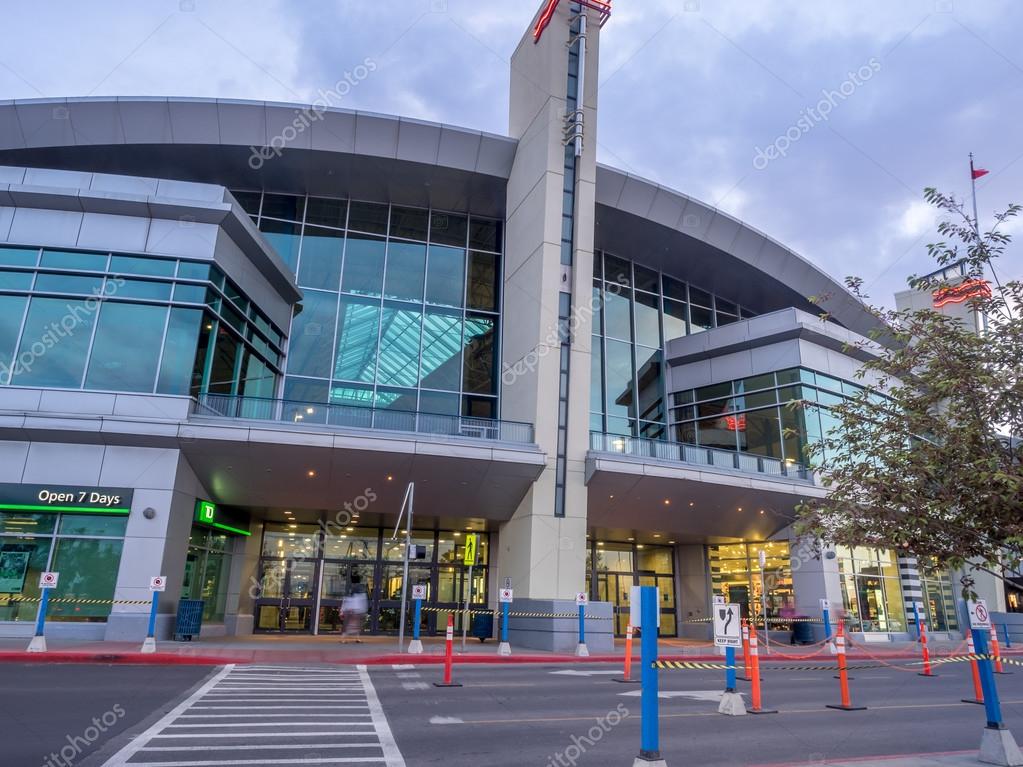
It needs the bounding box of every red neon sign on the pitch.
[533,0,612,42]
[932,278,992,308]
[724,415,747,432]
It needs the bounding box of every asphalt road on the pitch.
[0,664,213,767]
[2,660,1022,767]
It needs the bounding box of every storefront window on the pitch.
[708,540,793,623]
[182,527,236,623]
[920,559,959,632]
[588,541,675,636]
[836,546,906,632]
[0,510,125,623]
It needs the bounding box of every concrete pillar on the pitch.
[677,545,711,640]
[224,520,263,636]
[788,533,843,642]
[498,0,601,617]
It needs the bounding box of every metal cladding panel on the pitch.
[216,100,267,148]
[89,171,159,197]
[647,187,687,230]
[354,112,399,159]
[15,101,76,149]
[0,166,26,185]
[265,103,312,151]
[617,175,657,218]
[77,211,151,252]
[8,207,83,246]
[308,109,356,153]
[0,101,26,151]
[704,212,742,253]
[0,206,13,240]
[437,127,482,173]
[167,99,221,145]
[22,167,93,189]
[396,119,441,165]
[67,100,127,146]
[117,99,174,144]
[476,135,517,179]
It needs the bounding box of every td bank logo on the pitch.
[196,500,216,523]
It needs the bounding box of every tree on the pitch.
[794,189,1022,595]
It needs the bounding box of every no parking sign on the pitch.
[39,572,59,589]
[150,576,167,592]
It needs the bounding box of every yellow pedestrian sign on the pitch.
[463,534,479,566]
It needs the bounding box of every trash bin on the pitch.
[472,612,494,642]
[791,617,814,645]
[174,599,205,641]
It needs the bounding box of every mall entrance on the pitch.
[253,523,489,636]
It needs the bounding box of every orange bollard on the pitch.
[962,633,984,704]
[917,621,935,677]
[615,623,640,684]
[991,625,1010,675]
[739,621,753,681]
[826,623,865,711]
[747,628,777,714]
[433,614,462,687]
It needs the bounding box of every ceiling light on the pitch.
[628,537,635,541]
[759,509,765,515]
[737,507,743,511]
[688,501,694,507]
[653,534,661,538]
[307,470,316,477]
[306,407,314,414]
[637,544,645,549]
[346,527,354,532]
[609,494,614,499]
[663,499,670,505]
[288,524,297,529]
[387,475,393,481]
[597,541,605,547]
[669,540,676,544]
[453,532,461,537]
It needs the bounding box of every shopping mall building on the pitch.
[0,2,1000,650]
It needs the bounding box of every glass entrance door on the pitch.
[595,572,633,636]
[255,559,317,632]
[317,561,376,634]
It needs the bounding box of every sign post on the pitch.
[140,575,166,654]
[821,598,835,653]
[498,587,513,656]
[634,585,665,765]
[758,549,769,654]
[408,584,427,654]
[715,602,746,715]
[27,571,58,653]
[575,591,589,657]
[461,534,479,651]
[967,599,1023,763]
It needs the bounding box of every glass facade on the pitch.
[182,527,234,623]
[919,559,959,632]
[708,541,793,624]
[234,192,502,419]
[585,539,677,636]
[836,546,906,632]
[0,511,125,622]
[254,523,489,635]
[0,246,284,397]
[591,251,757,439]
[671,367,863,466]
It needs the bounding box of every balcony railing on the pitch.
[192,393,535,444]
[589,431,811,482]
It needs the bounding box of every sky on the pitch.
[2,0,1021,305]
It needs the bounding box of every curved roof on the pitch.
[0,96,879,336]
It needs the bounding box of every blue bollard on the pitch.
[638,585,661,761]
[1004,623,1013,649]
[141,590,160,653]
[34,587,50,638]
[822,606,833,644]
[578,604,586,645]
[725,645,737,691]
[413,598,422,642]
[912,602,922,641]
[501,601,509,644]
[972,627,1003,729]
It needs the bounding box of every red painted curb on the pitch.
[0,651,248,665]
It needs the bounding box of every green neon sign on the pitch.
[193,499,251,536]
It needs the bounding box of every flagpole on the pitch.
[969,152,981,238]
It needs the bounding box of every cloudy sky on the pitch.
[2,0,1020,303]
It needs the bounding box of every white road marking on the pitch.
[391,664,416,670]
[549,669,624,677]
[429,716,465,724]
[618,689,742,701]
[101,664,406,767]
[401,681,429,690]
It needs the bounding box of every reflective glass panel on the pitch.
[468,219,500,252]
[662,298,686,341]
[425,245,465,307]
[383,241,426,302]
[604,338,634,419]
[603,287,632,341]
[341,235,386,297]
[347,201,389,235]
[420,309,462,391]
[390,206,429,241]
[12,297,95,388]
[635,347,663,423]
[113,279,173,301]
[289,290,338,379]
[419,390,460,415]
[0,295,27,382]
[334,296,380,383]
[258,220,302,272]
[85,302,167,392]
[109,255,176,277]
[467,251,498,311]
[377,304,422,387]
[590,336,603,413]
[207,325,240,394]
[0,270,32,290]
[260,194,305,222]
[462,314,495,394]
[429,212,468,247]
[739,407,783,458]
[40,250,107,271]
[297,226,344,291]
[48,538,123,622]
[634,292,660,348]
[0,247,38,267]
[304,197,347,229]
[34,273,103,294]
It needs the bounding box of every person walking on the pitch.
[341,574,368,643]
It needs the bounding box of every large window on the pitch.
[0,512,125,623]
[182,528,235,624]
[836,546,906,632]
[708,541,793,625]
[238,192,501,419]
[919,559,959,632]
[0,246,284,397]
[585,539,677,636]
[591,251,757,439]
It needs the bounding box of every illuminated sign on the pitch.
[0,483,132,515]
[533,0,611,42]
[724,415,747,432]
[193,499,251,536]
[932,278,992,308]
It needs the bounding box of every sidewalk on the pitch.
[756,753,983,767]
[0,633,998,665]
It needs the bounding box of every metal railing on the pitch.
[192,393,535,444]
[589,431,811,482]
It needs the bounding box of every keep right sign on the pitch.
[968,599,991,629]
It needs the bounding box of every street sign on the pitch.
[463,534,478,566]
[629,585,661,629]
[408,544,428,560]
[819,598,831,611]
[758,550,767,569]
[499,588,514,603]
[411,584,427,600]
[713,595,725,605]
[575,592,588,606]
[714,602,742,647]
[968,599,991,629]
[39,571,58,589]
[149,576,166,592]
[503,577,512,590]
